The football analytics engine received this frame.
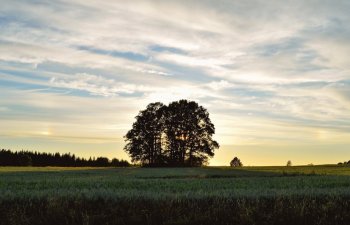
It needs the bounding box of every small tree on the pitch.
[286,160,292,167]
[230,157,243,167]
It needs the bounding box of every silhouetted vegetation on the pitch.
[230,157,243,167]
[124,100,219,167]
[337,161,350,166]
[0,149,130,167]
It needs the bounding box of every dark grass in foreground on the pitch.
[1,166,350,225]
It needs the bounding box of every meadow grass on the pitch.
[1,166,350,225]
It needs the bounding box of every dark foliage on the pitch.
[230,157,243,167]
[337,160,350,166]
[124,100,219,167]
[1,196,350,225]
[0,149,130,167]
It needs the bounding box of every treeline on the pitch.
[0,149,130,167]
[338,161,350,166]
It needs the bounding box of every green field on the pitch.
[1,166,350,225]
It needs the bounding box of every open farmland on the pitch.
[1,166,350,225]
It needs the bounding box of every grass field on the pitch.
[1,166,350,225]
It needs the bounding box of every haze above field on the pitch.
[1,0,350,166]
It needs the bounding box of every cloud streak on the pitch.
[1,0,350,165]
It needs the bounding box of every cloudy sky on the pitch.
[1,0,350,165]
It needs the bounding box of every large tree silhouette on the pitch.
[124,100,219,166]
[124,102,166,165]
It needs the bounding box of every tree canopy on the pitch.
[124,100,219,166]
[230,157,243,167]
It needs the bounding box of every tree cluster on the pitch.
[0,149,130,167]
[124,100,219,167]
[230,157,243,167]
[338,161,350,166]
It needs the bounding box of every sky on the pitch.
[1,0,350,166]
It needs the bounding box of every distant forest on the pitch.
[0,149,130,167]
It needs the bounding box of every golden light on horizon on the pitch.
[39,130,52,136]
[37,125,53,137]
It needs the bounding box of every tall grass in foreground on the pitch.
[1,166,350,225]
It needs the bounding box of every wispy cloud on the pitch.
[50,73,151,97]
[1,0,350,165]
